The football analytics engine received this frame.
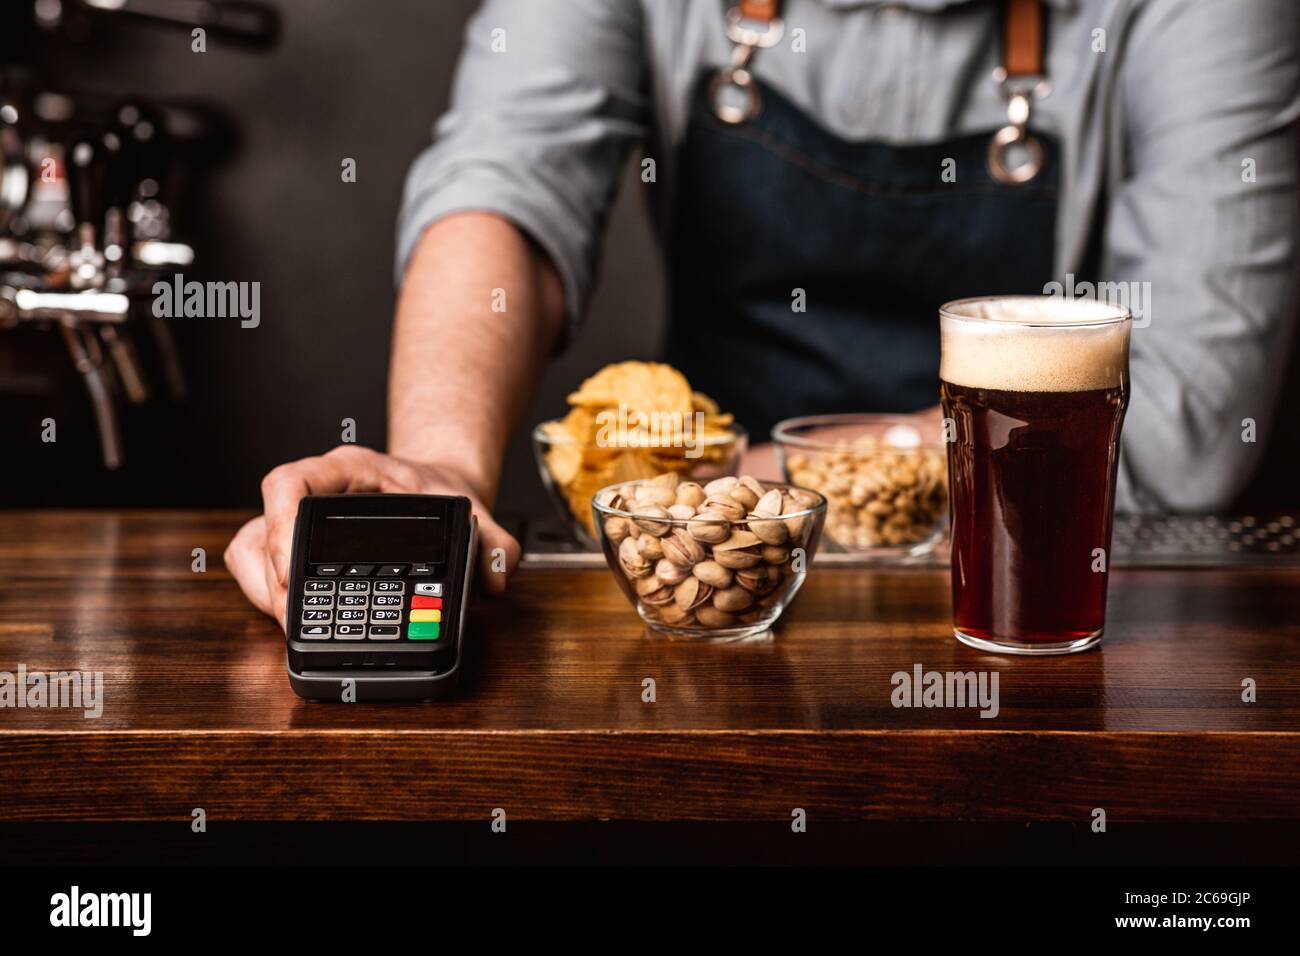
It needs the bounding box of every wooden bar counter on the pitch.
[1,510,1298,825]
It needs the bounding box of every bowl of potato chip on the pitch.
[534,361,746,547]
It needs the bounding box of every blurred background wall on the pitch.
[3,0,1296,514]
[4,0,663,519]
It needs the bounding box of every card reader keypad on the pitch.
[298,567,446,642]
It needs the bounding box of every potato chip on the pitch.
[543,361,741,537]
[568,362,694,419]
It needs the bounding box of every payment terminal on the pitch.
[284,494,477,702]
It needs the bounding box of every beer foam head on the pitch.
[940,296,1130,393]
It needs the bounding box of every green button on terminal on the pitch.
[407,621,441,640]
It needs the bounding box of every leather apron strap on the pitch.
[990,0,1050,183]
[1002,0,1045,79]
[714,0,1050,186]
[738,0,780,20]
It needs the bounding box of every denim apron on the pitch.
[665,1,1059,440]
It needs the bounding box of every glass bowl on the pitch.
[772,413,947,557]
[592,476,827,640]
[534,420,747,548]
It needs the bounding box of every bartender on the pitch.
[227,0,1298,619]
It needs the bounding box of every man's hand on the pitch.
[223,445,520,629]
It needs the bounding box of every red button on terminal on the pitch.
[411,596,443,610]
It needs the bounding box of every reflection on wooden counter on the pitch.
[0,510,1298,823]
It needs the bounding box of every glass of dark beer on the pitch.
[940,296,1131,654]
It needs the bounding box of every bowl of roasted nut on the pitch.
[772,413,947,557]
[535,361,746,547]
[593,473,827,639]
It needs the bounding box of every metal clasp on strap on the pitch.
[710,4,785,124]
[986,66,1052,185]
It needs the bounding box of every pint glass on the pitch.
[940,296,1132,654]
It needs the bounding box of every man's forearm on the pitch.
[387,212,566,505]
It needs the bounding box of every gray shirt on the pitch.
[398,0,1300,513]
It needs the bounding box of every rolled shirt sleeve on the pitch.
[396,0,648,334]
[1107,0,1300,512]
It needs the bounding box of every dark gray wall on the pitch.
[26,0,663,514]
[12,0,1298,510]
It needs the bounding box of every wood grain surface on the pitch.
[1,510,1298,823]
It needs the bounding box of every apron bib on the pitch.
[666,0,1059,439]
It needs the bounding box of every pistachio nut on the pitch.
[735,565,779,594]
[655,557,689,585]
[781,492,810,538]
[687,514,731,544]
[649,471,681,494]
[692,559,733,590]
[712,585,754,613]
[695,604,735,628]
[657,603,694,626]
[636,573,665,597]
[662,528,706,567]
[632,505,672,536]
[674,576,713,611]
[701,495,746,522]
[667,503,696,521]
[727,482,760,512]
[603,515,631,544]
[636,533,665,562]
[755,488,784,515]
[635,484,677,510]
[618,535,652,577]
[675,481,706,509]
[703,476,738,496]
[712,529,763,569]
[747,509,789,546]
[637,576,676,606]
[714,549,762,570]
[761,543,791,565]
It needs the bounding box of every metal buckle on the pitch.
[710,65,762,125]
[987,68,1052,185]
[712,6,782,124]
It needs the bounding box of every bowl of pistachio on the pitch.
[772,413,947,557]
[593,473,827,639]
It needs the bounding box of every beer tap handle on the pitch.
[0,288,130,324]
[65,134,151,403]
[131,239,194,270]
[57,319,125,470]
[0,98,30,233]
[99,323,150,404]
[67,136,104,236]
[65,135,110,294]
[109,104,190,400]
[0,287,131,468]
